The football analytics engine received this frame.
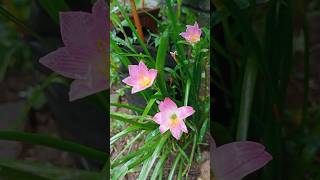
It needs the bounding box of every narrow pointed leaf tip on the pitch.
[209,135,272,180]
[39,0,108,101]
[153,98,195,140]
[122,61,157,94]
[180,21,202,44]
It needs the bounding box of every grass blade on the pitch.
[110,111,157,129]
[155,32,169,97]
[236,57,257,140]
[137,133,169,180]
[150,150,170,180]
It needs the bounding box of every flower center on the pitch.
[139,76,151,87]
[189,34,199,43]
[170,114,179,127]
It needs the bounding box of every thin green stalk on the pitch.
[110,103,144,114]
[110,111,156,129]
[182,134,197,176]
[184,79,191,106]
[155,32,169,97]
[138,133,169,180]
[114,0,153,63]
[150,149,170,180]
[177,159,183,180]
[236,58,258,140]
[166,0,190,79]
[111,131,144,162]
[168,154,181,180]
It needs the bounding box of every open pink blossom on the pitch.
[209,135,272,180]
[122,61,157,94]
[153,98,195,140]
[180,22,202,44]
[39,0,108,101]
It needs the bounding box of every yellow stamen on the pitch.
[189,34,199,43]
[139,76,151,87]
[170,114,179,127]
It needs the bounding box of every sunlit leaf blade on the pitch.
[110,126,141,145]
[110,111,157,129]
[138,133,169,180]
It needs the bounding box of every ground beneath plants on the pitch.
[0,71,77,168]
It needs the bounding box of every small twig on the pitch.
[129,0,144,41]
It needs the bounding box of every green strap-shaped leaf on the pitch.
[138,133,169,180]
[0,131,107,162]
[155,32,169,97]
[110,111,157,130]
[0,159,102,180]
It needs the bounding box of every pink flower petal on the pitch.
[159,125,169,133]
[122,77,137,86]
[180,21,201,44]
[177,106,195,120]
[92,0,108,37]
[138,61,149,74]
[194,22,199,29]
[179,32,188,39]
[128,65,139,77]
[40,0,108,102]
[170,127,182,140]
[148,69,158,81]
[179,122,188,133]
[159,98,178,112]
[59,12,95,48]
[124,62,157,94]
[93,0,107,18]
[131,85,148,94]
[39,48,88,79]
[209,134,216,149]
[153,112,163,124]
[153,98,195,140]
[213,141,272,180]
[69,78,106,101]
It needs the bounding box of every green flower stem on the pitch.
[184,79,191,106]
[236,57,258,141]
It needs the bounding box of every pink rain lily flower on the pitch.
[153,98,195,140]
[122,61,157,94]
[180,22,202,44]
[39,0,108,101]
[209,135,272,180]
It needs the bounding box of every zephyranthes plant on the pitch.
[110,0,210,178]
